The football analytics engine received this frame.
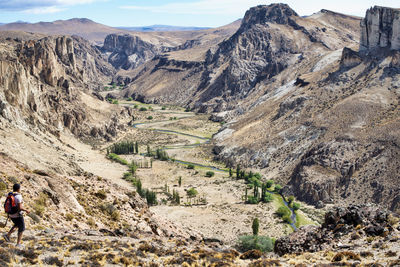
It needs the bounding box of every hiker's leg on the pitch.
[7,225,17,238]
[16,217,25,245]
[16,231,23,245]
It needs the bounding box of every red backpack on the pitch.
[4,193,19,214]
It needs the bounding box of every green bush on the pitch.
[139,107,147,111]
[263,192,274,203]
[134,104,138,109]
[127,97,133,101]
[147,116,153,120]
[276,206,291,218]
[187,164,195,170]
[107,153,128,165]
[274,184,282,193]
[237,235,274,252]
[205,171,215,177]
[145,190,157,206]
[246,196,259,204]
[187,188,198,198]
[155,149,169,161]
[293,202,301,211]
[266,180,274,189]
[112,100,119,104]
[161,106,166,110]
[282,215,293,224]
[288,195,295,203]
[95,189,107,200]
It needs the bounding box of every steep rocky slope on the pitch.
[213,6,400,213]
[119,4,360,111]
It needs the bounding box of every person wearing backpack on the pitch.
[3,184,30,248]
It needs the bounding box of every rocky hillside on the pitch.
[117,4,360,111]
[213,5,400,213]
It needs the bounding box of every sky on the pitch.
[0,0,399,27]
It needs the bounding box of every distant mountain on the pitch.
[117,25,211,32]
[0,18,126,45]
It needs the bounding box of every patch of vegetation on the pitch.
[161,106,166,110]
[94,189,107,200]
[112,100,119,105]
[32,192,48,217]
[107,153,128,165]
[187,188,198,198]
[147,116,153,120]
[238,235,274,253]
[127,97,133,101]
[187,164,195,170]
[65,213,74,221]
[205,171,215,177]
[107,141,138,155]
[139,107,147,112]
[155,149,169,161]
[0,182,6,191]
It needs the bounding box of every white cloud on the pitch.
[0,0,105,13]
[23,6,65,14]
[121,0,266,15]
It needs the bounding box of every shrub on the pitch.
[266,180,274,189]
[107,153,128,165]
[127,97,133,101]
[282,215,293,224]
[111,210,120,221]
[263,192,273,203]
[33,192,48,217]
[0,182,6,191]
[95,190,107,200]
[87,218,96,227]
[187,164,195,170]
[147,116,153,120]
[238,235,274,252]
[252,218,259,236]
[178,176,182,187]
[145,190,157,206]
[293,202,301,211]
[104,86,109,90]
[65,213,74,221]
[161,106,166,110]
[155,149,169,161]
[205,171,215,177]
[288,195,295,204]
[276,206,291,218]
[139,107,147,112]
[274,184,282,193]
[187,188,198,198]
[112,100,119,104]
[246,196,259,204]
[134,104,138,109]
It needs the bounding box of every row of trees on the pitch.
[107,141,139,155]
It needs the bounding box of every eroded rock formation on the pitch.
[360,6,400,50]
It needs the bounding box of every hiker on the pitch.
[3,183,30,248]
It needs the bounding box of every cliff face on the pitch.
[102,34,164,70]
[360,6,400,50]
[0,34,127,139]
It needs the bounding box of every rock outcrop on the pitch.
[102,34,165,70]
[0,33,130,140]
[275,204,397,256]
[360,6,400,51]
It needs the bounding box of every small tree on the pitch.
[266,180,274,189]
[205,171,215,177]
[229,168,232,177]
[288,195,295,204]
[293,202,301,211]
[135,141,139,154]
[178,176,182,187]
[187,164,195,170]
[187,188,198,198]
[252,218,259,236]
[274,184,282,193]
[236,165,241,179]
